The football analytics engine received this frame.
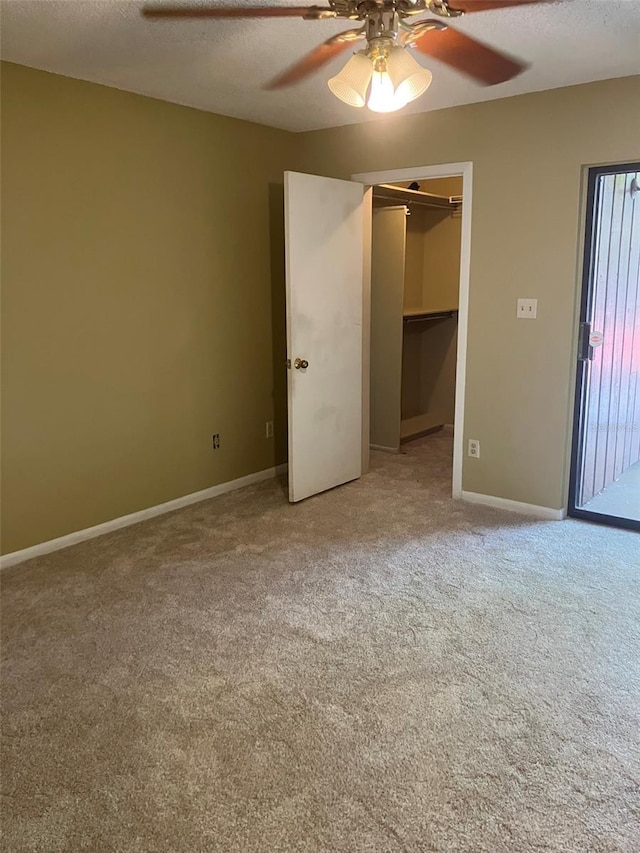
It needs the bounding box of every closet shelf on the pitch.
[374,184,461,211]
[403,309,458,323]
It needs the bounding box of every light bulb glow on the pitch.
[367,69,409,113]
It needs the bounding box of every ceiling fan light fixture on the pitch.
[386,46,433,105]
[327,31,435,114]
[327,51,373,108]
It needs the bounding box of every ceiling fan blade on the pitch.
[447,0,550,12]
[265,29,364,89]
[142,5,334,20]
[413,25,527,85]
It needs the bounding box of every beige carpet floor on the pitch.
[2,431,640,852]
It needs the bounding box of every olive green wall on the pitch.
[420,177,463,313]
[298,76,640,509]
[3,63,639,554]
[1,62,295,554]
[403,208,426,313]
[370,206,405,450]
[416,177,462,426]
[402,178,461,427]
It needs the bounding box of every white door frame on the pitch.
[351,162,473,499]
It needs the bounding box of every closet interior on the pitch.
[370,177,463,453]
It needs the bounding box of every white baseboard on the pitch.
[461,490,566,520]
[370,444,399,454]
[1,463,289,570]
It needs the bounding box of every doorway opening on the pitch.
[281,164,470,505]
[354,163,472,499]
[568,162,640,531]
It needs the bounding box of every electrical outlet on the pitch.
[212,433,220,450]
[468,439,480,458]
[517,298,538,319]
[265,421,274,439]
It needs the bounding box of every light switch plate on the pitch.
[517,298,538,319]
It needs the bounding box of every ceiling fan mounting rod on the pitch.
[364,8,400,44]
[140,1,466,23]
[362,7,449,53]
[344,0,464,21]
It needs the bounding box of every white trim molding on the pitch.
[351,162,473,501]
[0,464,288,570]
[461,490,566,520]
[370,444,399,454]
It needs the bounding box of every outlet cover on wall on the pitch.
[468,439,480,458]
[517,298,538,319]
[266,421,274,439]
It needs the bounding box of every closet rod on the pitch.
[403,309,458,323]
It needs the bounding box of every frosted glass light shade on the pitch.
[386,47,432,105]
[327,52,373,108]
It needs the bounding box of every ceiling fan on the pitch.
[142,0,548,114]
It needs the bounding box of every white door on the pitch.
[285,171,367,502]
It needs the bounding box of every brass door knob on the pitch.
[294,358,309,370]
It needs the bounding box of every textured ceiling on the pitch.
[1,0,639,132]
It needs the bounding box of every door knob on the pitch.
[294,358,309,370]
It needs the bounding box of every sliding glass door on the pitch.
[569,163,640,531]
